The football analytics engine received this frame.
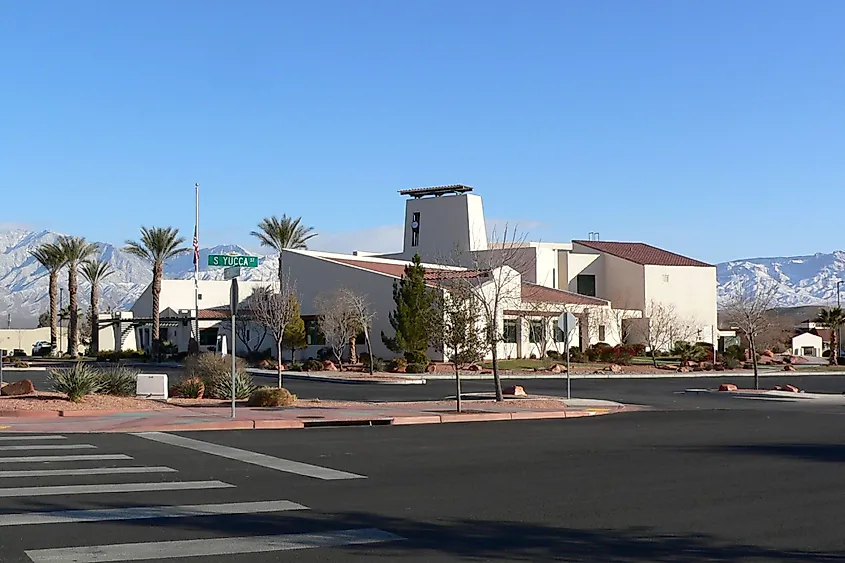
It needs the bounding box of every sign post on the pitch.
[230,278,239,419]
[557,312,578,400]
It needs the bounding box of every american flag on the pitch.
[192,224,199,269]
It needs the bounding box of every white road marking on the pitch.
[0,435,66,441]
[133,432,365,480]
[0,444,97,451]
[0,480,233,498]
[0,500,306,526]
[26,528,403,562]
[0,454,132,464]
[0,466,176,478]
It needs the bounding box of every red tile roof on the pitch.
[520,283,609,306]
[573,240,712,267]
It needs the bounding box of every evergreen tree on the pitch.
[381,254,436,363]
[283,295,307,362]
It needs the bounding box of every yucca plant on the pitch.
[175,377,205,399]
[48,363,100,402]
[207,371,257,401]
[95,366,139,397]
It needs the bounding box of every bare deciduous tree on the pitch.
[315,290,359,369]
[339,289,376,374]
[250,279,299,388]
[432,284,487,412]
[721,280,781,389]
[220,315,268,356]
[439,224,531,402]
[633,300,694,367]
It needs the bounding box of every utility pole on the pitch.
[838,280,842,360]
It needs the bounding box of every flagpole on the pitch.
[194,183,200,347]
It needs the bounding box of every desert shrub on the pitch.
[316,347,334,361]
[406,363,427,374]
[546,350,562,361]
[175,377,205,399]
[12,358,30,368]
[96,350,119,363]
[96,366,139,397]
[358,352,372,365]
[247,387,297,407]
[206,371,256,400]
[529,353,537,360]
[48,363,100,402]
[184,352,248,383]
[569,347,585,363]
[288,362,303,372]
[725,344,745,361]
[304,359,324,372]
[388,357,408,372]
[722,357,741,370]
[370,357,386,372]
[609,345,634,365]
[404,351,429,365]
[245,349,272,366]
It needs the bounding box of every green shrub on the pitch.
[206,371,256,400]
[406,362,427,374]
[247,387,297,407]
[304,359,324,372]
[288,362,303,372]
[175,377,205,399]
[569,347,585,363]
[48,363,100,402]
[388,357,408,372]
[95,366,139,397]
[358,352,372,365]
[12,358,29,368]
[546,350,562,361]
[371,357,386,372]
[404,351,429,365]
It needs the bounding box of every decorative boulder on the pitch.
[467,364,482,372]
[783,384,800,392]
[783,365,796,371]
[1,379,35,396]
[608,364,623,374]
[677,367,690,373]
[502,385,527,397]
[762,349,775,357]
[426,364,436,373]
[322,360,338,371]
[549,364,565,374]
[719,383,738,392]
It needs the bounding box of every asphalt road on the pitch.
[14,365,845,412]
[2,410,845,561]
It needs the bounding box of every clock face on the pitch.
[411,221,419,229]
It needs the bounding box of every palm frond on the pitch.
[30,243,65,272]
[124,226,188,264]
[57,236,97,265]
[81,259,114,285]
[251,215,317,252]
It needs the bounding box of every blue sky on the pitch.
[1,0,843,263]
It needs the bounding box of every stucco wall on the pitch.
[131,280,270,317]
[0,327,51,356]
[644,265,717,345]
[398,194,487,261]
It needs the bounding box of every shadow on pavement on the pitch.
[10,499,845,561]
[684,443,845,464]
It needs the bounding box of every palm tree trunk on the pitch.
[49,272,58,356]
[68,265,79,358]
[277,253,283,287]
[830,330,838,366]
[90,284,99,355]
[152,262,162,360]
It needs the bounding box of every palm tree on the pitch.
[81,259,113,355]
[57,236,97,358]
[29,243,65,356]
[251,215,316,284]
[124,227,188,358]
[816,306,845,365]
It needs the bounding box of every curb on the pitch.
[248,369,427,385]
[0,407,625,433]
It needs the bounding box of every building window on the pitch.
[502,319,518,343]
[246,328,251,341]
[598,325,606,342]
[304,319,325,346]
[552,268,556,289]
[199,328,218,347]
[554,324,565,342]
[411,212,420,247]
[662,274,670,283]
[529,320,545,344]
[576,274,596,297]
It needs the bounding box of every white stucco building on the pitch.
[792,332,823,357]
[108,184,717,361]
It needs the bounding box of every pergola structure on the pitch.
[398,184,474,198]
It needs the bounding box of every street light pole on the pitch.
[838,280,842,361]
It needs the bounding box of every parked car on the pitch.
[32,341,52,356]
[12,349,27,357]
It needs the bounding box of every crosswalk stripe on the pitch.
[0,454,131,464]
[0,480,234,498]
[0,500,306,526]
[0,435,66,441]
[0,444,97,451]
[0,466,176,478]
[25,528,403,562]
[132,432,366,480]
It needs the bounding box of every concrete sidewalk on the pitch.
[0,398,627,434]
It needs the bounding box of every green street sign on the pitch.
[207,254,259,268]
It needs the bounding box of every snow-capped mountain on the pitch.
[717,251,845,307]
[0,229,277,327]
[2,227,843,326]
